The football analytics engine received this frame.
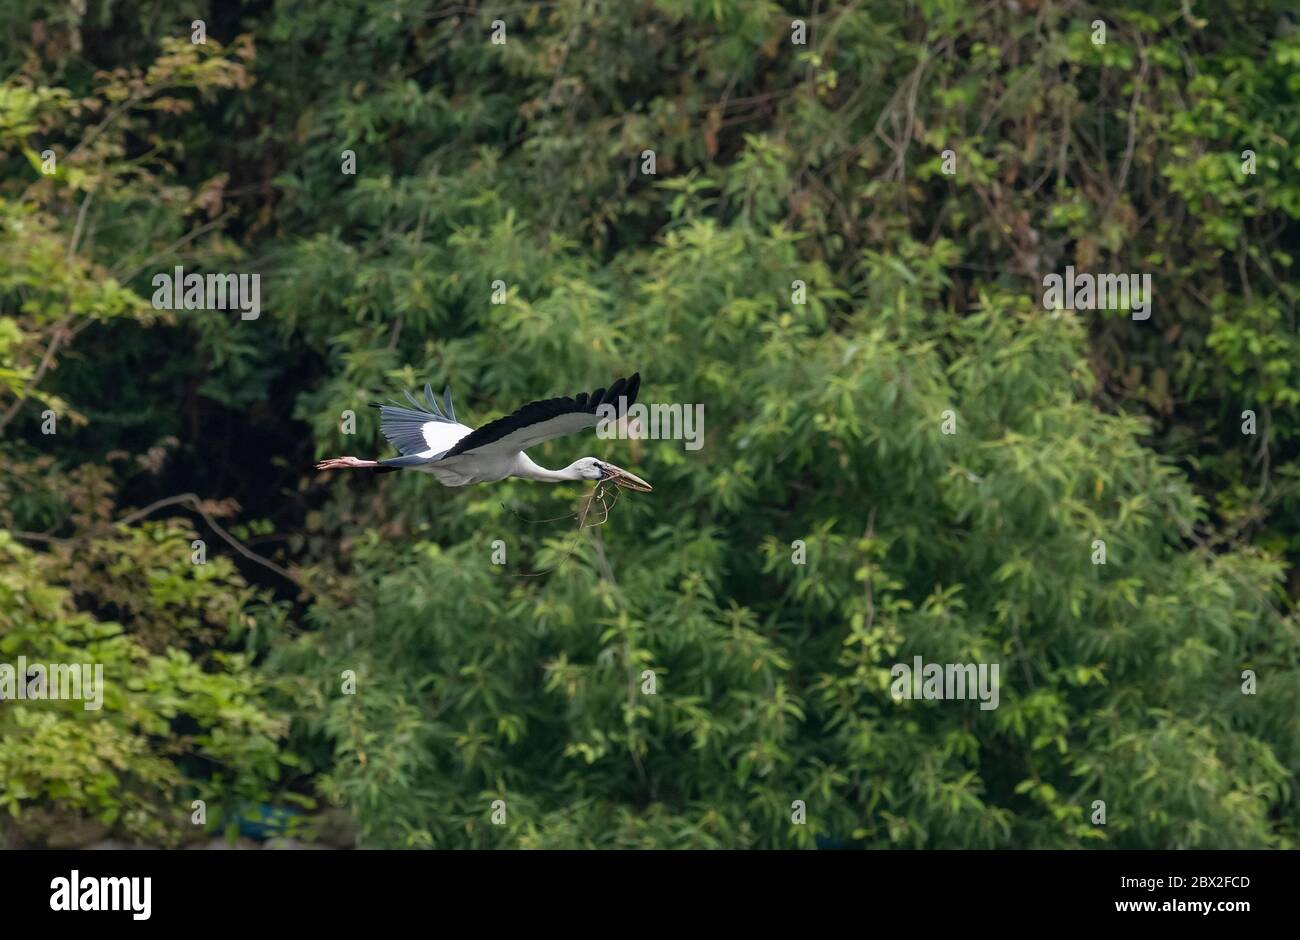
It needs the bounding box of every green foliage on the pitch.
[0,530,289,847]
[0,35,294,847]
[284,227,1299,848]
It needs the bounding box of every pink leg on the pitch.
[315,456,381,471]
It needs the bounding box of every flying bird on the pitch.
[316,372,652,492]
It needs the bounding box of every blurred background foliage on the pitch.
[0,0,1297,848]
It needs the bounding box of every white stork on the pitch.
[315,372,652,491]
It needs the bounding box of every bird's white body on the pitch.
[401,420,555,486]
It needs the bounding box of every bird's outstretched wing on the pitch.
[371,383,464,457]
[442,373,640,458]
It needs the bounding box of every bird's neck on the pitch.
[516,456,585,483]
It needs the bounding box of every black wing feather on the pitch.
[442,372,641,459]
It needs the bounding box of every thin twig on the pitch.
[68,187,97,261]
[16,493,304,593]
[0,314,73,436]
[110,209,236,283]
[117,493,304,590]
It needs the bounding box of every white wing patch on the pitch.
[421,421,473,457]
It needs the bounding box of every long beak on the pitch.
[603,463,653,492]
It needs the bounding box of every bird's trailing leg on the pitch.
[315,455,382,471]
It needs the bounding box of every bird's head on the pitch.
[573,457,653,492]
